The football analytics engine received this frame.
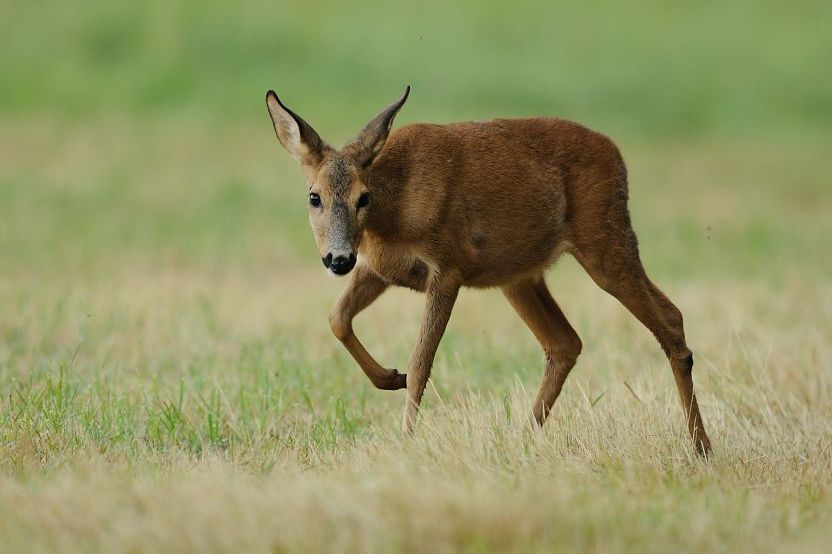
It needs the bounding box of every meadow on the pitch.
[0,1,830,552]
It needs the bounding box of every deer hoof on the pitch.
[378,369,407,390]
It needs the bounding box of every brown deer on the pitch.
[265,86,711,456]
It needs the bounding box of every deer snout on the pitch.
[323,252,356,275]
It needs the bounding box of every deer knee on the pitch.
[678,351,694,374]
[666,348,694,377]
[565,334,583,366]
[328,310,352,342]
[547,333,582,369]
[664,303,684,331]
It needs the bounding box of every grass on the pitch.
[1,262,830,552]
[1,1,831,552]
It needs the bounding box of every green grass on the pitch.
[2,1,831,137]
[1,1,831,552]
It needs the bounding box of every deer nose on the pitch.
[327,253,356,275]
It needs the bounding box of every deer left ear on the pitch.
[347,86,410,169]
[265,91,326,166]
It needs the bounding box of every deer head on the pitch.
[266,86,410,275]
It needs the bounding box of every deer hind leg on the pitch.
[573,232,712,456]
[502,276,582,426]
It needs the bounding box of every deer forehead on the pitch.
[318,155,358,197]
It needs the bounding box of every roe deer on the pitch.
[265,86,711,456]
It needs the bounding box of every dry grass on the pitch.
[1,259,830,552]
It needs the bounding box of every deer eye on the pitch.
[309,193,321,208]
[357,192,371,209]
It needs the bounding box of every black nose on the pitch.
[328,253,356,275]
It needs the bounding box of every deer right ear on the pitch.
[265,91,326,166]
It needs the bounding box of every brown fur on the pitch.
[266,87,711,456]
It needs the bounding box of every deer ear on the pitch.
[265,91,326,165]
[347,86,410,169]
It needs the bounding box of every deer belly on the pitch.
[461,215,568,287]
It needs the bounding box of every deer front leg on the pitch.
[402,271,461,434]
[329,266,406,390]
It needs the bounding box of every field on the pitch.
[1,1,831,552]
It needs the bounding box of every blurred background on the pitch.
[1,0,829,279]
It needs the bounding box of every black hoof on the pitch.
[377,370,407,390]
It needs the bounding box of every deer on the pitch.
[265,86,712,456]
